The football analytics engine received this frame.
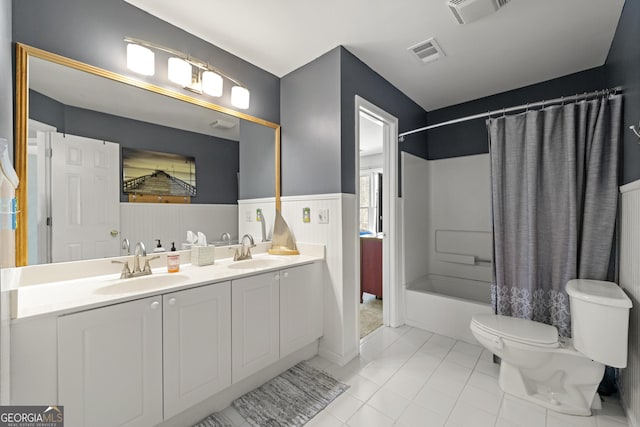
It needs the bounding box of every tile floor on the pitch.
[219,325,630,427]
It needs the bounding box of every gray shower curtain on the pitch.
[488,95,622,337]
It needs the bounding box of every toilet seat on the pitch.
[471,314,559,348]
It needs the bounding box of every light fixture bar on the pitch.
[124,36,245,88]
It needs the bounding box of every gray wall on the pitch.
[606,0,640,185]
[12,0,280,124]
[30,90,239,204]
[280,48,342,196]
[280,46,429,196]
[340,47,428,194]
[1,0,11,158]
[239,120,275,199]
[426,66,607,160]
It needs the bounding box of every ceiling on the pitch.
[124,0,624,112]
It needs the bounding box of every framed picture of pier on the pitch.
[122,148,196,203]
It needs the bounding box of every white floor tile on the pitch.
[412,383,458,417]
[396,402,448,427]
[346,404,395,427]
[474,357,501,378]
[359,360,400,385]
[547,411,598,427]
[397,327,433,348]
[457,383,503,414]
[383,369,430,400]
[596,415,629,427]
[432,360,473,384]
[447,401,497,427]
[498,395,547,427]
[306,411,346,427]
[367,385,410,421]
[444,348,481,369]
[423,370,467,399]
[345,374,381,402]
[451,340,483,357]
[467,370,502,395]
[325,393,364,422]
[220,406,245,426]
[402,352,443,374]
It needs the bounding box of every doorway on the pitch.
[355,96,400,341]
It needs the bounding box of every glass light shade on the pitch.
[202,71,223,97]
[231,85,250,109]
[126,44,154,76]
[168,57,192,87]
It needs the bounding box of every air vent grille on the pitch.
[408,38,445,64]
[447,0,511,24]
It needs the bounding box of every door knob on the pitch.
[150,301,160,310]
[283,272,289,278]
[274,274,280,280]
[110,230,119,237]
[168,298,177,306]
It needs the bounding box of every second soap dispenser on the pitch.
[167,242,180,273]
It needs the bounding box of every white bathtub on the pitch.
[405,274,493,344]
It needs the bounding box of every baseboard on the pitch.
[620,391,639,427]
[318,345,359,367]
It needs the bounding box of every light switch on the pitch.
[245,210,253,222]
[318,208,329,224]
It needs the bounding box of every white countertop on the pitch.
[7,244,324,321]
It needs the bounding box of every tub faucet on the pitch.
[133,241,147,274]
[233,234,255,261]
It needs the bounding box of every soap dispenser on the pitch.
[153,239,166,253]
[167,242,180,273]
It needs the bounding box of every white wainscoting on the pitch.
[237,198,276,243]
[280,194,358,365]
[620,179,640,427]
[120,203,238,252]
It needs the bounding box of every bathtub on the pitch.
[405,274,493,344]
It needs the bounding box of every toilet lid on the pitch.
[471,314,559,346]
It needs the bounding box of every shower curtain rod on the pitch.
[398,86,623,140]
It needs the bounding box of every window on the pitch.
[359,170,382,233]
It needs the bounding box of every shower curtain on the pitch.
[488,95,622,337]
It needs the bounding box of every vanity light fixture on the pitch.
[167,57,192,87]
[124,37,250,108]
[126,43,155,76]
[231,85,250,110]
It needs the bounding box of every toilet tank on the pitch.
[566,279,632,368]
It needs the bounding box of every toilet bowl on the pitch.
[470,279,632,416]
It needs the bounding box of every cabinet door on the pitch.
[163,282,231,419]
[232,272,279,383]
[280,263,323,357]
[58,297,163,427]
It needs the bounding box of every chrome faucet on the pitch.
[220,232,232,246]
[256,210,267,242]
[133,241,147,274]
[122,238,131,255]
[232,234,256,261]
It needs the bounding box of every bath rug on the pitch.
[193,412,234,427]
[232,361,349,427]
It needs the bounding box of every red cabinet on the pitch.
[360,237,382,302]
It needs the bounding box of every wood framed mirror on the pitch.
[14,43,281,266]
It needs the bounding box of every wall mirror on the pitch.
[15,43,280,266]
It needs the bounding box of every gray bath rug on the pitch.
[193,412,234,427]
[232,361,349,427]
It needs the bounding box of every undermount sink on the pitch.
[226,258,285,270]
[94,273,190,295]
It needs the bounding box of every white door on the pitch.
[280,263,323,357]
[163,282,232,419]
[232,271,280,383]
[58,297,163,427]
[50,132,120,262]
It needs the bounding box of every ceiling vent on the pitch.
[408,38,445,64]
[209,119,236,129]
[447,0,510,24]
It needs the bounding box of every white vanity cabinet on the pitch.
[231,263,323,382]
[279,263,323,358]
[58,296,163,427]
[162,281,231,419]
[231,271,280,383]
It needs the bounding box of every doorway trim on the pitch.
[354,96,401,333]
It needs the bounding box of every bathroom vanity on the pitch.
[5,244,324,427]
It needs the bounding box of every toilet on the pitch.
[470,279,632,416]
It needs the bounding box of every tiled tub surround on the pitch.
[292,326,629,427]
[3,242,323,320]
